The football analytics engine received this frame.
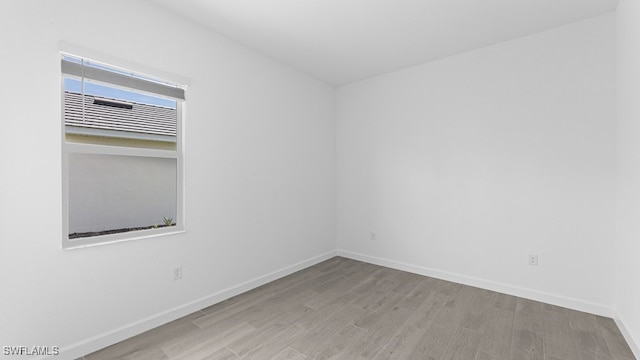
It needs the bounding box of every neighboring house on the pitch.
[64,90,177,149]
[64,91,178,237]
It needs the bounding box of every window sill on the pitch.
[62,226,185,250]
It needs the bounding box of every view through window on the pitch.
[61,54,185,248]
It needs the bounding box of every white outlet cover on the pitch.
[173,267,182,280]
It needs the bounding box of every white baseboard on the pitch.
[337,249,615,318]
[49,250,338,360]
[614,315,640,360]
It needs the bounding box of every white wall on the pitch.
[337,14,616,314]
[615,0,640,354]
[0,1,335,358]
[68,154,177,234]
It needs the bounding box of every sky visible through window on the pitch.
[63,55,177,109]
[64,78,177,109]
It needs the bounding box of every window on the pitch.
[61,54,185,249]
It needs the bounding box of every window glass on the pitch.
[61,54,184,248]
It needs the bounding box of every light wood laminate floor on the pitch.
[81,257,636,360]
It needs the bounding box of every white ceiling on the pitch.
[150,0,619,85]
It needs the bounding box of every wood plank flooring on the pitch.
[80,257,636,360]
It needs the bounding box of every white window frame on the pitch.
[61,52,186,249]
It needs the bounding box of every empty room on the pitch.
[1,0,639,359]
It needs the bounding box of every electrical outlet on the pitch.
[528,255,538,266]
[173,266,182,280]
